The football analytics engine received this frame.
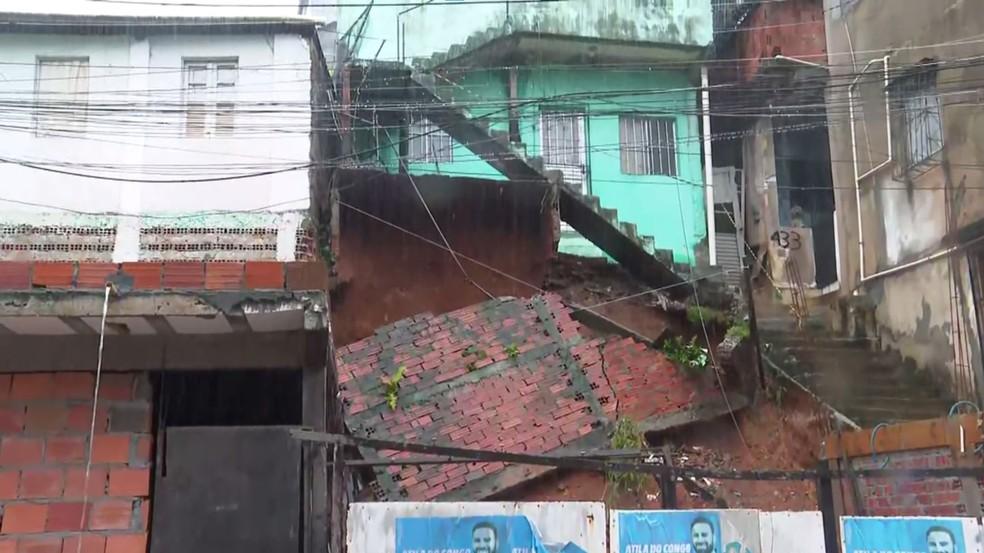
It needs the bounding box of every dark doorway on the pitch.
[773,113,838,289]
[150,370,304,553]
[159,370,302,427]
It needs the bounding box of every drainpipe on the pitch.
[701,65,716,266]
[848,56,892,284]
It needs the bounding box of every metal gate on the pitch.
[149,426,302,553]
[541,111,587,195]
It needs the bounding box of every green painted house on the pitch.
[338,0,714,267]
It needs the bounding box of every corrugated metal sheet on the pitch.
[715,232,743,287]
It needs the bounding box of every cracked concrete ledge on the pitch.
[0,289,327,322]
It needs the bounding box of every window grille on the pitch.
[619,115,677,176]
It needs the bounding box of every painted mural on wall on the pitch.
[347,502,607,553]
[841,517,983,553]
[611,511,761,553]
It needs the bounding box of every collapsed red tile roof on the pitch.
[336,293,713,500]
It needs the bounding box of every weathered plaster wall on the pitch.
[328,170,555,346]
[735,0,827,81]
[867,258,955,387]
[340,0,712,62]
[743,118,778,252]
[824,0,984,396]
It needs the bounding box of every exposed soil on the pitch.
[543,254,689,342]
[511,388,831,511]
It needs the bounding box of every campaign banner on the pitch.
[347,502,607,553]
[841,517,984,553]
[612,510,761,553]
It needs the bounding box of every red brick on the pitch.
[61,535,104,553]
[91,435,130,464]
[76,263,118,290]
[105,534,146,553]
[31,263,74,289]
[0,375,10,401]
[119,263,162,290]
[161,262,204,289]
[9,375,54,401]
[51,373,94,399]
[285,261,328,291]
[66,405,108,434]
[99,374,133,401]
[0,407,25,433]
[88,500,132,531]
[45,437,86,463]
[244,262,285,289]
[23,405,68,434]
[19,469,64,499]
[45,502,87,532]
[0,262,31,290]
[205,262,244,290]
[0,438,43,466]
[0,539,13,553]
[108,468,150,497]
[63,468,107,499]
[0,471,18,500]
[0,503,47,534]
[18,537,62,553]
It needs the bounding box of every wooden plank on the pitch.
[822,415,983,459]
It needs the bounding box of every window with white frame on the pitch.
[891,68,943,175]
[184,59,238,137]
[619,115,677,176]
[408,114,453,163]
[35,58,90,134]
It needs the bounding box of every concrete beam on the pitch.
[0,330,326,372]
[0,290,327,320]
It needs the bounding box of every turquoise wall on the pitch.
[362,67,706,265]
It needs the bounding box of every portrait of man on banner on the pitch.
[842,517,969,553]
[395,514,588,553]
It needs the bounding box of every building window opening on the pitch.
[619,115,678,176]
[184,58,239,138]
[35,57,90,135]
[407,113,454,163]
[891,65,944,177]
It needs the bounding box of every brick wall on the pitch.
[736,0,827,81]
[0,373,152,553]
[851,447,967,516]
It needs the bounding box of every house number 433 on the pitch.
[771,230,802,250]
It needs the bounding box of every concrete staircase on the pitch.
[761,319,954,427]
[406,71,688,296]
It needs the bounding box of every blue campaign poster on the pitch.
[842,518,968,553]
[396,515,589,553]
[617,511,724,553]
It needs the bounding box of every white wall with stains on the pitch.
[0,27,312,261]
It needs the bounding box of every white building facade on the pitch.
[0,13,327,263]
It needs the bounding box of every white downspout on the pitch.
[849,55,892,284]
[701,65,716,267]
